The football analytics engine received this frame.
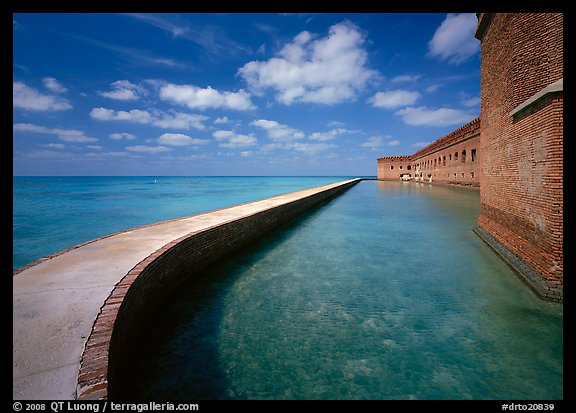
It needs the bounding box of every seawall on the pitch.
[13,178,360,400]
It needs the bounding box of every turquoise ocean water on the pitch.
[13,176,354,269]
[13,177,562,399]
[117,180,562,400]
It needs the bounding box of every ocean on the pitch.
[13,176,357,269]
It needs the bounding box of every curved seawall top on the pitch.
[13,178,360,400]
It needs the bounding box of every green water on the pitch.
[121,181,563,400]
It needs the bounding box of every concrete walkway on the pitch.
[13,179,360,400]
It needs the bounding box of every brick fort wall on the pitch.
[474,13,563,301]
[377,117,480,188]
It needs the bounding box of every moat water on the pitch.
[121,181,563,400]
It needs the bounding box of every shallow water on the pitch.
[113,181,564,399]
[12,176,352,269]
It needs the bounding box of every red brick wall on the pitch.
[377,156,413,180]
[475,13,563,299]
[377,118,480,188]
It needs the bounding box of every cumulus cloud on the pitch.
[238,21,377,105]
[109,132,137,140]
[126,145,170,153]
[428,13,480,64]
[360,135,398,149]
[13,81,72,111]
[90,107,208,130]
[395,106,475,127]
[309,128,352,142]
[42,77,68,93]
[159,83,255,111]
[157,133,208,146]
[250,119,305,142]
[98,80,147,100]
[90,107,152,123]
[13,123,97,142]
[152,112,208,130]
[291,142,337,155]
[368,90,421,109]
[390,74,421,83]
[212,130,257,148]
[214,116,229,124]
[461,96,481,107]
[41,143,66,149]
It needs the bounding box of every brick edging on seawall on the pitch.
[76,179,361,399]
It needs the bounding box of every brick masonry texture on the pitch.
[475,13,563,301]
[377,117,480,188]
[76,179,359,400]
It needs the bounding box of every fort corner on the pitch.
[377,13,563,302]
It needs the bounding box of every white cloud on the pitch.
[461,96,481,107]
[212,130,257,148]
[390,74,421,83]
[360,135,398,149]
[360,136,384,148]
[90,107,208,130]
[157,133,208,146]
[41,143,66,149]
[13,81,72,111]
[214,116,229,124]
[126,145,170,153]
[152,112,208,130]
[110,132,137,140]
[90,107,152,123]
[395,106,475,127]
[13,123,97,142]
[42,77,68,93]
[240,151,253,157]
[250,119,305,142]
[159,83,255,111]
[368,90,421,109]
[310,128,351,142]
[260,141,336,156]
[412,141,430,148]
[291,142,337,155]
[428,13,480,64]
[98,80,147,100]
[238,21,377,105]
[425,84,443,93]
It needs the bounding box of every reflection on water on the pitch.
[121,181,563,400]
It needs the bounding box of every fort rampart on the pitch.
[377,117,480,188]
[377,13,563,302]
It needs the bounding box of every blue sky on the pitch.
[13,13,481,176]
